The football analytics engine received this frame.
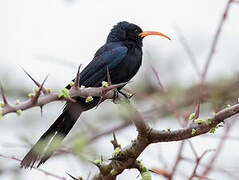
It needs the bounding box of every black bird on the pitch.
[21,21,170,168]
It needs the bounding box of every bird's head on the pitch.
[107,21,170,47]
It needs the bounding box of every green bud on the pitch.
[80,85,85,88]
[141,171,151,180]
[15,99,20,105]
[16,109,22,116]
[46,88,51,93]
[139,160,143,167]
[227,104,231,107]
[70,81,75,87]
[28,93,34,98]
[78,176,83,180]
[58,88,70,98]
[0,102,4,108]
[205,118,212,125]
[0,110,2,120]
[110,169,117,176]
[194,118,203,124]
[209,127,216,133]
[34,87,39,93]
[85,96,93,103]
[101,81,109,87]
[94,159,101,165]
[141,166,148,173]
[113,147,121,157]
[215,124,220,128]
[189,113,195,120]
[191,128,196,135]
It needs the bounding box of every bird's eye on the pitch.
[134,29,139,33]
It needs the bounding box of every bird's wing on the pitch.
[79,43,128,87]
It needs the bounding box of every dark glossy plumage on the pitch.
[21,21,145,168]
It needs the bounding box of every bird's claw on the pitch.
[112,89,119,104]
[113,89,134,104]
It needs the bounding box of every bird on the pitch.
[20,21,170,168]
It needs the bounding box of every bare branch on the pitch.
[0,83,8,105]
[0,154,66,180]
[175,26,201,77]
[201,0,233,82]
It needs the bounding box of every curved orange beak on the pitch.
[139,31,171,40]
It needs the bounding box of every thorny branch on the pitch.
[0,154,67,180]
[0,67,127,119]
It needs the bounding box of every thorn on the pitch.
[22,68,48,94]
[111,131,120,149]
[195,100,200,119]
[151,65,168,94]
[32,76,48,104]
[0,83,8,105]
[74,64,82,88]
[105,82,128,92]
[107,66,112,85]
[113,131,117,143]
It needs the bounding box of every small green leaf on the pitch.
[101,81,109,87]
[46,88,51,93]
[58,88,70,98]
[15,99,20,105]
[16,109,22,116]
[191,128,196,135]
[28,93,34,97]
[0,110,2,120]
[110,169,117,176]
[85,96,93,103]
[34,87,39,93]
[138,160,143,167]
[205,118,212,125]
[141,166,148,173]
[113,147,121,157]
[209,127,216,133]
[0,102,4,108]
[141,169,151,180]
[70,81,75,87]
[80,85,85,88]
[194,118,203,124]
[189,113,195,120]
[211,112,216,116]
[94,159,101,165]
[78,176,83,180]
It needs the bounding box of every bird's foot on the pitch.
[113,89,134,104]
[112,89,119,104]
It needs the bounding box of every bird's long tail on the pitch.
[21,104,82,168]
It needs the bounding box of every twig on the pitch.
[0,154,66,180]
[201,0,233,82]
[175,26,201,77]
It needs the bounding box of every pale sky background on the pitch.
[0,0,239,180]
